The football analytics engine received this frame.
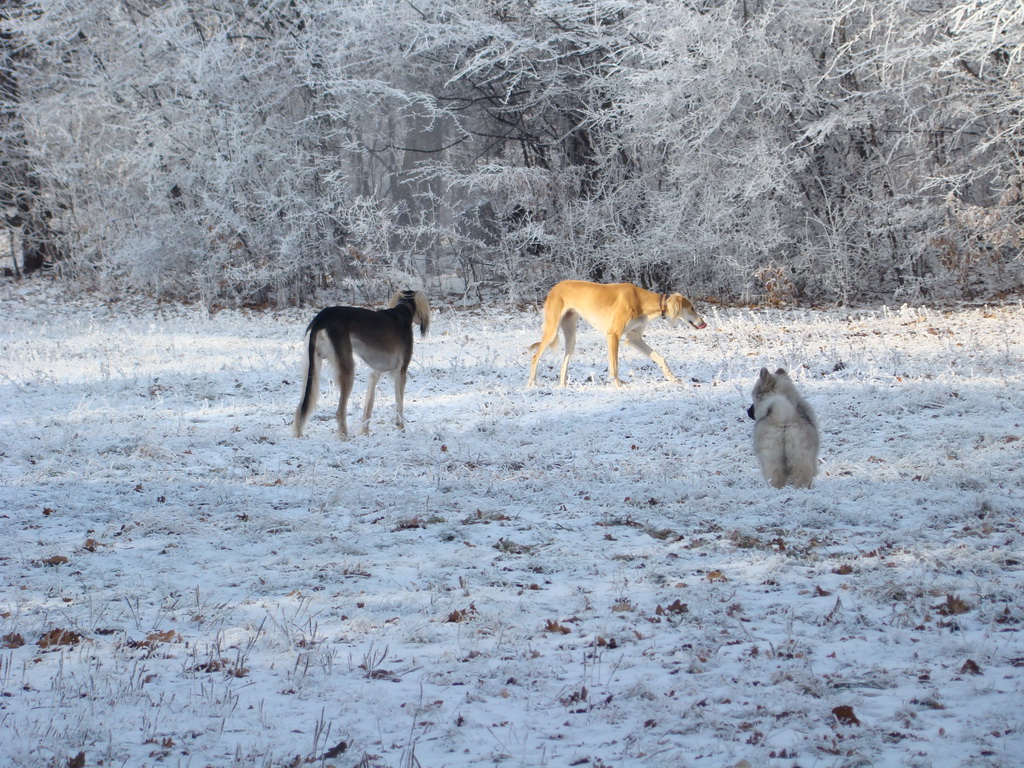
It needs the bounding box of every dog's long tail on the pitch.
[528,338,559,355]
[292,317,322,437]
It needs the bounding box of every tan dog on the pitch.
[527,280,707,388]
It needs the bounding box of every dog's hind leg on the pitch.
[558,311,578,387]
[527,299,564,387]
[754,423,788,488]
[785,429,818,489]
[392,368,407,430]
[624,331,677,383]
[360,371,382,435]
[759,451,788,489]
[788,466,814,489]
[335,369,354,437]
[327,329,355,438]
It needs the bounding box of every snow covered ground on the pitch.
[1,278,1023,768]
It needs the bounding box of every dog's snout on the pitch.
[746,404,755,420]
[694,319,707,329]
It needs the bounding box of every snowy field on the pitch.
[1,278,1023,768]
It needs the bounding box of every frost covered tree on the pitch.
[921,0,1024,296]
[3,0,451,304]
[7,2,377,303]
[791,0,1024,301]
[544,0,1023,303]
[2,0,1021,305]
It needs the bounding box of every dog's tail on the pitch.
[528,338,559,354]
[292,316,323,437]
[388,289,431,337]
[410,290,431,337]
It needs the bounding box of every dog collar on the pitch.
[659,294,667,318]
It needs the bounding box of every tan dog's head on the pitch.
[664,293,707,330]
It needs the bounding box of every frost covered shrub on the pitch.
[3,0,1021,304]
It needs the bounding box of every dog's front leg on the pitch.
[624,332,677,383]
[653,352,677,382]
[336,369,354,438]
[360,371,382,435]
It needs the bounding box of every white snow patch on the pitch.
[1,279,1023,767]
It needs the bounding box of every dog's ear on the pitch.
[664,294,684,324]
[774,367,787,376]
[756,367,776,392]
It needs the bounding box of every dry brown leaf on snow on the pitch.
[960,659,982,675]
[545,619,571,635]
[37,628,83,648]
[656,600,688,616]
[2,633,25,649]
[446,604,477,623]
[142,629,181,647]
[832,705,861,726]
[935,594,972,616]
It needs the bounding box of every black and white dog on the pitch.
[293,290,430,438]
